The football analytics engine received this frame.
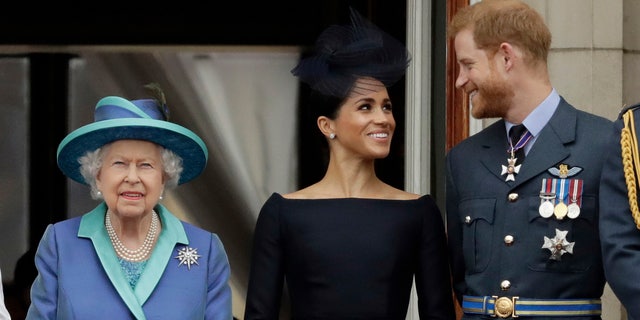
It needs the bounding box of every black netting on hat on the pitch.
[291,7,411,98]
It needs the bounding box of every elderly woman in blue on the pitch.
[26,85,233,320]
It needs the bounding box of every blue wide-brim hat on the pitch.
[57,96,208,185]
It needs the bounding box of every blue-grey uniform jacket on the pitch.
[446,98,612,319]
[599,103,640,320]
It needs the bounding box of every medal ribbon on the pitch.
[507,130,533,154]
[545,178,556,200]
[545,178,553,194]
[569,179,583,206]
[540,178,547,207]
[557,179,568,206]
[540,178,554,205]
[541,178,549,195]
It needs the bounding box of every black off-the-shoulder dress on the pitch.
[245,193,455,320]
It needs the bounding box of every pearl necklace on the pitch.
[105,210,159,262]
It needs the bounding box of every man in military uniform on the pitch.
[599,103,640,320]
[445,0,613,318]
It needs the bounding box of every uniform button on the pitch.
[504,235,514,245]
[508,193,518,202]
[465,216,471,224]
[501,280,511,290]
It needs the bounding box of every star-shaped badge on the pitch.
[501,157,521,181]
[542,229,575,260]
[175,246,201,270]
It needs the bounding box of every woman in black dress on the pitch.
[244,8,455,320]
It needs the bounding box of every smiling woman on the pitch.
[27,88,233,319]
[243,8,454,319]
[0,2,426,319]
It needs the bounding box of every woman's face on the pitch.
[96,139,165,218]
[331,77,395,159]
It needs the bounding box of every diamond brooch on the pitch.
[175,246,201,270]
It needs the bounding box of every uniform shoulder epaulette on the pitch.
[619,102,640,120]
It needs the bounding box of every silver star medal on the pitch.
[501,157,521,181]
[542,229,575,261]
[175,246,201,270]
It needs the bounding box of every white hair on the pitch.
[78,142,183,200]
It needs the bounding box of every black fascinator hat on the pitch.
[291,7,411,99]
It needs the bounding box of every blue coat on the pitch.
[26,203,233,320]
[599,103,640,320]
[446,99,612,309]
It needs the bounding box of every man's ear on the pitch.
[499,42,517,71]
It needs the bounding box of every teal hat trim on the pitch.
[57,96,208,185]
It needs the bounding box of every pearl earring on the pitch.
[159,195,163,200]
[329,133,336,140]
[96,191,102,196]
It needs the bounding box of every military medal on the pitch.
[501,128,532,182]
[553,178,569,219]
[546,165,584,220]
[538,191,555,218]
[542,229,575,261]
[566,179,583,219]
[567,201,580,219]
[501,156,521,182]
[554,202,568,219]
[539,179,559,218]
[539,200,555,218]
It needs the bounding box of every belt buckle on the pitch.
[492,296,519,318]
